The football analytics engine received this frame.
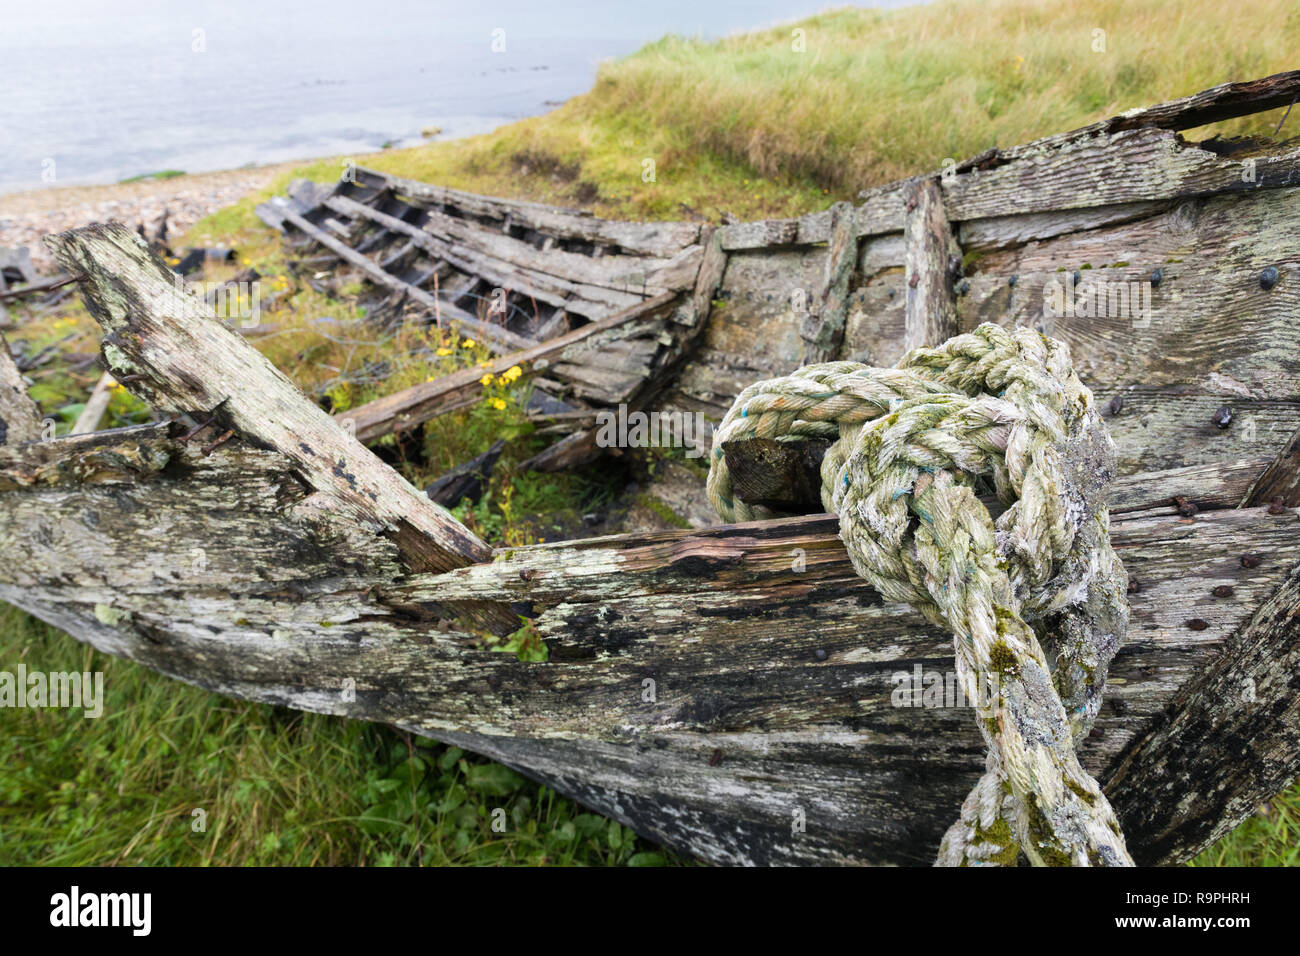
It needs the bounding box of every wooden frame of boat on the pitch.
[3,72,1300,865]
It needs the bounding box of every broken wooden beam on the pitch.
[44,223,512,631]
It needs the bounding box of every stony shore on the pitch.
[0,163,303,273]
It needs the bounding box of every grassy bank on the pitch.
[3,0,1299,866]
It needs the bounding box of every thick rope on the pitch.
[707,324,1132,866]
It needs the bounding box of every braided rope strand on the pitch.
[707,324,1132,866]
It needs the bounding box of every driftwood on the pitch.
[70,371,115,436]
[4,73,1300,865]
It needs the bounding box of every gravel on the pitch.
[0,163,302,273]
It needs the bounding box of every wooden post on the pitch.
[902,178,958,352]
[800,201,858,363]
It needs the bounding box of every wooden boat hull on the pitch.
[5,72,1300,864]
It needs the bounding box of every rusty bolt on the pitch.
[1241,554,1262,568]
[1212,585,1234,598]
[1212,406,1233,428]
[1127,577,1140,594]
[1268,497,1288,515]
[1186,618,1209,631]
[1260,266,1280,291]
[1173,495,1198,517]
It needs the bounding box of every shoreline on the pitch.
[0,161,316,273]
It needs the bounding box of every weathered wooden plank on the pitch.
[1104,538,1300,864]
[719,435,1271,520]
[902,179,958,351]
[354,167,702,258]
[325,193,695,306]
[272,199,535,352]
[1092,69,1300,135]
[942,128,1300,223]
[800,202,858,362]
[3,416,1294,865]
[0,331,42,445]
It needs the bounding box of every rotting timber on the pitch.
[3,72,1300,865]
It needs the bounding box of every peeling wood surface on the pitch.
[2,418,1298,864]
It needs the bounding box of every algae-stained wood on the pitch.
[9,74,1300,866]
[3,416,1300,864]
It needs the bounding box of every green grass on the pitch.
[5,0,1300,866]
[0,604,672,866]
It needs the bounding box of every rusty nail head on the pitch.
[1212,585,1234,598]
[1187,618,1209,631]
[1212,406,1233,429]
[1173,495,1197,517]
[1268,497,1288,515]
[1260,266,1280,291]
[1241,554,1262,568]
[1127,578,1140,594]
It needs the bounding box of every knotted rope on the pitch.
[707,323,1132,866]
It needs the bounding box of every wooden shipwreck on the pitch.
[3,72,1300,865]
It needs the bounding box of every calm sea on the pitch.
[0,0,908,194]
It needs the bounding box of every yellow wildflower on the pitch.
[462,338,475,348]
[435,347,452,356]
[502,365,523,382]
[480,373,494,386]
[489,398,507,411]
